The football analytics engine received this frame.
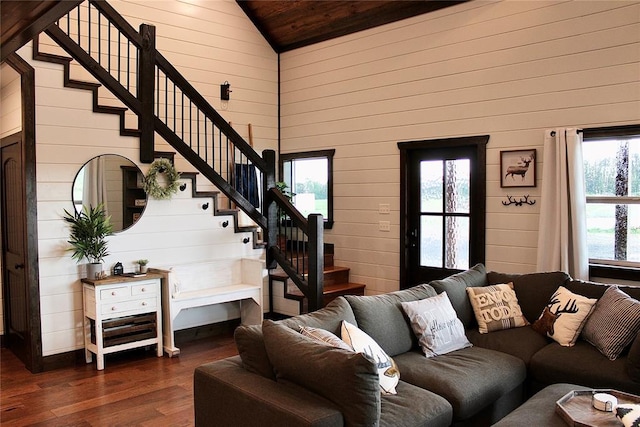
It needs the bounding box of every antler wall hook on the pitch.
[502,195,536,207]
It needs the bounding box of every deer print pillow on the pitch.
[532,286,597,346]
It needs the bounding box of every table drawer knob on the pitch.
[141,302,147,306]
[111,306,117,311]
[141,288,146,292]
[111,291,117,296]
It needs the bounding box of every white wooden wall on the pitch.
[280,0,640,295]
[12,0,277,357]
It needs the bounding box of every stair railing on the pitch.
[42,0,324,310]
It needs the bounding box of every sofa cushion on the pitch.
[466,283,529,333]
[342,320,400,395]
[345,284,437,356]
[401,292,472,357]
[467,325,550,366]
[380,380,453,427]
[627,332,640,382]
[531,286,597,347]
[429,263,487,328]
[234,324,275,380]
[279,295,357,336]
[262,319,381,426]
[394,347,526,421]
[582,286,640,360]
[530,340,640,394]
[487,270,570,323]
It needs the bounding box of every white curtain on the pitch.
[536,128,589,280]
[82,156,109,215]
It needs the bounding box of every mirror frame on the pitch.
[72,154,147,233]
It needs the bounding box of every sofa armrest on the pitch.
[194,356,344,427]
[627,332,640,382]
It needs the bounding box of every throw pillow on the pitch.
[341,320,400,395]
[299,325,353,351]
[400,292,472,358]
[262,319,381,426]
[582,286,640,360]
[466,283,529,333]
[531,286,597,346]
[617,404,640,427]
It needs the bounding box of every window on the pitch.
[583,126,640,270]
[279,149,334,229]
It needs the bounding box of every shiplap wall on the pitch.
[280,0,640,295]
[0,63,22,335]
[13,0,277,357]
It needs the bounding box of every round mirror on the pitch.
[72,154,147,233]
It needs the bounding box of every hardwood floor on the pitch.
[1,331,238,426]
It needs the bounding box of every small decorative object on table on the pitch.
[135,259,149,274]
[556,389,639,426]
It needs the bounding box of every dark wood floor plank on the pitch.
[0,331,237,426]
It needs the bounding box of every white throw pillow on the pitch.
[341,320,400,395]
[532,286,597,346]
[466,283,529,334]
[400,292,472,358]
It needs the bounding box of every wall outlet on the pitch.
[379,221,390,232]
[379,203,390,214]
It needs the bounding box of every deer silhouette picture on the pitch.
[505,153,535,181]
[533,291,579,337]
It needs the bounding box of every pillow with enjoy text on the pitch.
[466,283,529,333]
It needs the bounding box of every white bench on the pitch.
[151,258,264,357]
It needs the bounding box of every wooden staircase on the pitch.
[269,243,365,314]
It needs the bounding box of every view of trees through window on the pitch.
[583,136,639,264]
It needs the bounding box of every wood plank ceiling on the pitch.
[237,0,467,53]
[2,1,465,61]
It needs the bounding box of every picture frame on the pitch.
[500,149,536,188]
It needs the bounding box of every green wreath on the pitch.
[143,158,181,199]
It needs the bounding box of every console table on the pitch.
[82,274,163,370]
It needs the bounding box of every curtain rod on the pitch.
[550,129,583,137]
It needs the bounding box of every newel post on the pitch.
[138,24,156,163]
[307,214,324,312]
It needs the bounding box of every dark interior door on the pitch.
[1,132,31,366]
[399,136,488,289]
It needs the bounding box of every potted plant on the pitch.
[63,204,114,279]
[135,259,149,274]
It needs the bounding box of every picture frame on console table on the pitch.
[500,149,536,188]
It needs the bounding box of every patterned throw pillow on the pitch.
[531,286,597,346]
[617,404,640,427]
[299,325,353,351]
[582,286,640,360]
[341,320,400,395]
[466,283,529,333]
[400,292,472,358]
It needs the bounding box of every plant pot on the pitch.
[87,262,103,280]
[138,265,148,274]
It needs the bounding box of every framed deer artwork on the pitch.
[500,149,536,188]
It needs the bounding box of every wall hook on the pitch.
[242,237,250,244]
[202,202,209,210]
[179,183,187,191]
[221,220,229,228]
[502,195,536,206]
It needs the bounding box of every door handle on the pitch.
[14,263,25,270]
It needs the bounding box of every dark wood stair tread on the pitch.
[285,281,366,301]
[270,265,348,281]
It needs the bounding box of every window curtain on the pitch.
[536,128,588,280]
[82,156,109,216]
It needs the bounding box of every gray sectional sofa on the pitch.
[194,264,640,426]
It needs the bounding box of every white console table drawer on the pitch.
[82,274,163,370]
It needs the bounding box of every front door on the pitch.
[1,132,30,365]
[399,136,488,288]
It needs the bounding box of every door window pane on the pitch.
[421,160,443,213]
[445,216,469,269]
[445,159,470,214]
[420,216,442,267]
